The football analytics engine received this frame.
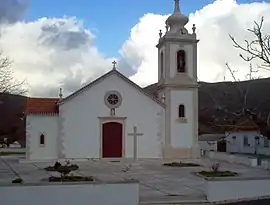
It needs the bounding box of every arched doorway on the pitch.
[102,122,123,158]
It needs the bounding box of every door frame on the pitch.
[98,117,127,159]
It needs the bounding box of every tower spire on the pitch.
[165,0,189,34]
[174,0,180,13]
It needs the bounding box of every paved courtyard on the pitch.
[1,156,270,204]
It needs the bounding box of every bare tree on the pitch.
[199,17,270,140]
[0,52,27,95]
[226,17,270,139]
[229,17,270,70]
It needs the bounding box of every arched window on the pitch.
[178,104,185,118]
[176,50,186,73]
[160,52,164,77]
[40,134,45,145]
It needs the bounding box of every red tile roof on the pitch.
[26,97,59,114]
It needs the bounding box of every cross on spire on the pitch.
[112,60,117,70]
[59,88,63,99]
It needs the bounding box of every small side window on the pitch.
[243,136,248,146]
[178,104,185,118]
[40,134,45,145]
[264,138,269,147]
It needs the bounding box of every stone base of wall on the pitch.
[162,144,200,159]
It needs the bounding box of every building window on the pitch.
[40,134,45,145]
[104,90,122,109]
[107,94,119,105]
[264,138,269,147]
[176,50,186,73]
[243,136,248,146]
[160,52,164,77]
[178,104,185,118]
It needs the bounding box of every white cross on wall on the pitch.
[128,126,143,160]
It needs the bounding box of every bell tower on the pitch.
[157,0,200,159]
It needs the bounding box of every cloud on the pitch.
[120,14,169,87]
[125,0,270,84]
[0,0,270,97]
[0,17,115,97]
[188,0,270,81]
[0,0,29,24]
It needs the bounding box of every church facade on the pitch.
[25,0,200,161]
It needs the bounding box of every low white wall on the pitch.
[206,177,270,202]
[206,151,258,167]
[199,141,217,151]
[0,182,139,205]
[260,159,270,170]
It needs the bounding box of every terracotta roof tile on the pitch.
[26,97,59,114]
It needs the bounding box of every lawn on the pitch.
[0,151,25,156]
[198,170,238,177]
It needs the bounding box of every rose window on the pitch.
[107,94,119,105]
[104,91,122,109]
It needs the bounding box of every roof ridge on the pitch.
[58,69,165,107]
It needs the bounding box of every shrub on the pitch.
[210,163,220,172]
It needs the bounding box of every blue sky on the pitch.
[25,0,268,57]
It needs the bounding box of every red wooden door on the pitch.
[102,122,123,158]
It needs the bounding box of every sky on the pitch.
[0,0,270,97]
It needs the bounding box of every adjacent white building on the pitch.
[25,0,200,161]
[226,130,270,155]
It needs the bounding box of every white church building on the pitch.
[25,0,200,161]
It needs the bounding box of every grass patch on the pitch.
[12,178,23,183]
[163,161,200,167]
[49,176,94,182]
[199,171,238,177]
[0,152,25,156]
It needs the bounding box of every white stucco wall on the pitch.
[170,90,195,148]
[26,115,58,160]
[0,183,139,205]
[60,73,164,159]
[207,178,270,202]
[226,131,270,155]
[169,44,194,79]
